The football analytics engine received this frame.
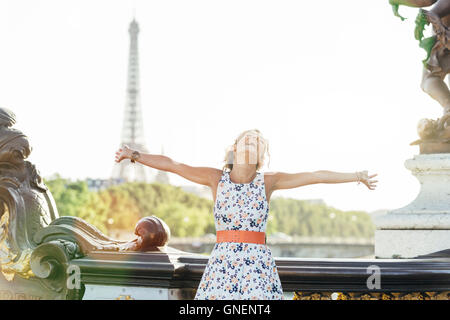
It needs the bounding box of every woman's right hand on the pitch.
[357,170,378,190]
[115,145,133,163]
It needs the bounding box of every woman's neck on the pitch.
[230,164,257,183]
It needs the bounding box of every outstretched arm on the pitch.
[114,145,220,187]
[271,170,378,191]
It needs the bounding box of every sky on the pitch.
[0,1,442,213]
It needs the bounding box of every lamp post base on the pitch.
[375,153,450,258]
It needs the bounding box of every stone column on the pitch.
[375,153,450,258]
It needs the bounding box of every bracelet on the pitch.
[130,151,140,163]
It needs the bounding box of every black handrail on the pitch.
[71,247,450,293]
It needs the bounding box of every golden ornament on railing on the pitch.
[0,204,34,281]
[293,291,450,300]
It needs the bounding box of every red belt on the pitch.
[216,230,266,244]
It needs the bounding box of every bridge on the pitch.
[2,106,450,300]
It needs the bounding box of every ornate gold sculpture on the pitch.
[0,203,33,281]
[0,108,55,281]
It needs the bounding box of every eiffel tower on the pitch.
[112,18,151,183]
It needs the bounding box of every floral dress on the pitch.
[194,169,284,300]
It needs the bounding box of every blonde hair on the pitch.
[222,129,270,172]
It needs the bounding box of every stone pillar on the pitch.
[375,153,450,258]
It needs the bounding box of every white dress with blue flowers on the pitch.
[194,169,284,300]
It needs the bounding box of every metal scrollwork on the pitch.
[0,108,57,282]
[30,240,84,300]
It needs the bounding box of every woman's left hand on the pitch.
[357,170,378,190]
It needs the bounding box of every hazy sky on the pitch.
[0,1,441,213]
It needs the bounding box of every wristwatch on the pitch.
[130,150,141,163]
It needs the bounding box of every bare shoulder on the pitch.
[209,168,224,186]
[196,167,223,188]
[208,168,224,204]
[263,171,279,190]
[262,171,281,202]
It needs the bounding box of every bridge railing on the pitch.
[67,246,450,300]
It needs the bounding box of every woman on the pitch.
[114,129,378,300]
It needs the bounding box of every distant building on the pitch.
[86,178,124,192]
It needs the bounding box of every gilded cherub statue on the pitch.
[390,0,450,152]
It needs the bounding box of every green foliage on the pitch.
[152,202,211,237]
[44,176,215,237]
[389,1,406,22]
[44,176,375,239]
[44,175,109,232]
[44,175,91,217]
